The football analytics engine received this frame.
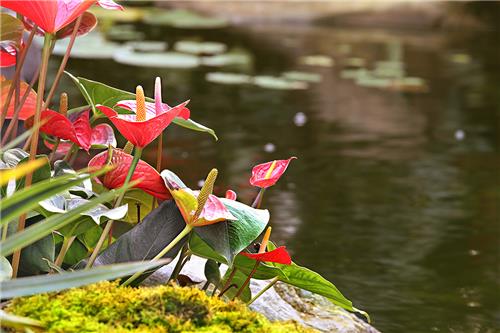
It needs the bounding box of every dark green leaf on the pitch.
[194,198,268,265]
[204,259,221,287]
[64,238,89,266]
[0,260,169,299]
[221,268,252,302]
[15,155,51,190]
[18,215,55,276]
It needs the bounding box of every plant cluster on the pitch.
[0,1,368,331]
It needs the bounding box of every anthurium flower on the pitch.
[98,78,190,148]
[1,0,123,34]
[1,75,38,120]
[44,123,116,154]
[225,189,237,200]
[240,227,292,265]
[162,169,236,227]
[250,157,297,188]
[89,148,171,200]
[0,45,17,67]
[26,109,115,152]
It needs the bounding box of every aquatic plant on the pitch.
[0,1,368,330]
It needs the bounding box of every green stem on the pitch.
[49,139,60,163]
[121,224,192,287]
[86,148,143,269]
[11,33,53,279]
[63,144,77,162]
[234,261,260,300]
[247,276,279,305]
[54,236,76,268]
[168,240,190,283]
[251,188,266,209]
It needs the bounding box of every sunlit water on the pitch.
[57,19,499,333]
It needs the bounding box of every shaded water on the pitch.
[60,19,499,333]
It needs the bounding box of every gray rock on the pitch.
[145,256,379,333]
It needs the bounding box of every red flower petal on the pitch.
[91,123,116,147]
[97,101,189,148]
[240,246,292,265]
[0,46,16,68]
[96,0,123,10]
[1,0,95,33]
[88,149,171,200]
[116,100,191,121]
[1,76,37,120]
[55,11,97,39]
[250,157,297,188]
[225,189,237,200]
[193,193,236,226]
[72,110,92,151]
[44,140,73,154]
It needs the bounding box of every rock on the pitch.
[145,256,380,333]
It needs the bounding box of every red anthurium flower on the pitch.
[240,227,292,265]
[250,157,297,188]
[0,45,17,67]
[1,0,122,34]
[162,169,236,227]
[89,148,171,200]
[98,77,190,148]
[1,75,38,120]
[44,123,116,154]
[225,189,237,200]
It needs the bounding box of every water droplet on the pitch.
[264,143,276,153]
[293,112,307,127]
[455,130,465,141]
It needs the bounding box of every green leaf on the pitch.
[0,310,43,330]
[0,256,12,281]
[15,155,51,190]
[0,260,169,299]
[204,259,221,287]
[0,186,128,257]
[64,238,89,266]
[18,215,55,276]
[121,189,155,224]
[221,268,252,302]
[0,13,24,46]
[0,167,111,225]
[66,73,217,140]
[194,198,269,265]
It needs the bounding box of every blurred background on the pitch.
[19,1,500,332]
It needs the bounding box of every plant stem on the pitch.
[11,33,53,279]
[86,148,143,269]
[219,267,237,297]
[247,276,279,305]
[43,16,82,109]
[54,236,76,268]
[49,139,60,163]
[121,224,192,287]
[251,188,266,208]
[0,27,36,129]
[168,240,190,283]
[2,223,9,241]
[234,261,260,300]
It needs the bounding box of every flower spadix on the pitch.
[162,169,236,227]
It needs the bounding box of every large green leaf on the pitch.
[64,238,89,266]
[204,259,221,288]
[0,186,128,256]
[121,189,155,223]
[87,200,186,267]
[0,13,24,46]
[0,167,110,224]
[194,198,269,265]
[18,215,55,276]
[0,260,169,299]
[221,268,252,302]
[15,155,51,190]
[66,72,217,140]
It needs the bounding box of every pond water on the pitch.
[58,16,499,333]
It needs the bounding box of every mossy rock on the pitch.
[6,282,317,333]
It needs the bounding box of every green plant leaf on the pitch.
[15,155,51,190]
[121,189,155,224]
[66,73,217,140]
[64,238,89,266]
[0,186,128,257]
[204,259,221,288]
[194,198,269,265]
[221,268,252,302]
[0,13,24,46]
[18,215,55,276]
[0,167,111,225]
[0,260,169,299]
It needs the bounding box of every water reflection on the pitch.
[59,17,499,333]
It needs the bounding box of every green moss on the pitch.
[6,282,317,333]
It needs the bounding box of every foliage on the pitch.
[7,281,317,333]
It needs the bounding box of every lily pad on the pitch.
[106,24,144,41]
[299,55,334,67]
[53,32,119,59]
[344,57,366,68]
[89,6,147,22]
[113,47,200,68]
[125,41,167,53]
[201,48,252,68]
[282,71,321,83]
[253,76,308,90]
[205,72,252,85]
[174,40,227,55]
[144,9,228,29]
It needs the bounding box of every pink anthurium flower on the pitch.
[225,189,237,200]
[240,227,292,265]
[97,78,190,148]
[250,157,297,188]
[89,148,171,200]
[44,123,116,154]
[26,109,115,152]
[162,169,236,227]
[1,0,122,34]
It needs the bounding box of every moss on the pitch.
[6,282,317,333]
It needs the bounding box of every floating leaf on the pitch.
[282,71,321,83]
[201,48,252,68]
[114,47,201,68]
[174,40,227,55]
[125,40,167,52]
[253,76,308,90]
[53,32,119,59]
[299,55,334,67]
[205,72,252,85]
[106,24,144,41]
[144,9,228,29]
